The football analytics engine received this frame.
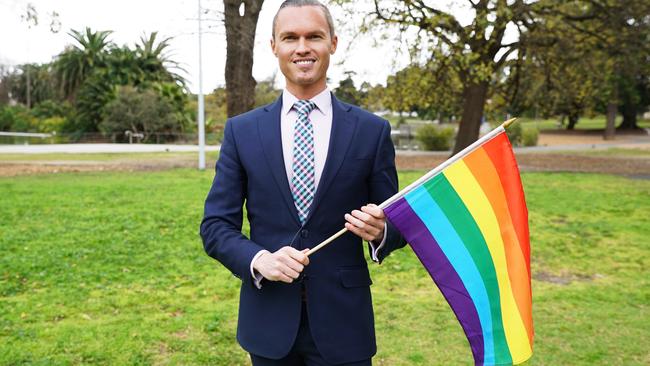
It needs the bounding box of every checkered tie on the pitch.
[291,99,317,225]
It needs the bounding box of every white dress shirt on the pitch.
[250,88,386,288]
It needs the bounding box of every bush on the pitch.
[0,105,36,132]
[416,124,454,151]
[31,100,71,120]
[100,86,183,142]
[522,127,539,147]
[505,122,523,146]
[39,116,67,134]
[505,122,538,147]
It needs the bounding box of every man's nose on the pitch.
[295,37,309,54]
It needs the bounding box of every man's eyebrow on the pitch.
[278,30,327,38]
[278,31,298,37]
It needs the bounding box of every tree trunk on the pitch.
[567,113,579,130]
[618,102,638,129]
[604,102,616,140]
[452,81,488,155]
[223,0,263,117]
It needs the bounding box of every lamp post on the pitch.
[197,0,206,170]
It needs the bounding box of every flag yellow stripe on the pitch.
[464,148,534,348]
[444,161,532,362]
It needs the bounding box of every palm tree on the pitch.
[54,27,113,101]
[135,32,186,87]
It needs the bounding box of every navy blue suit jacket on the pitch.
[200,94,406,364]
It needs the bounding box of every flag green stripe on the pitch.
[424,174,513,364]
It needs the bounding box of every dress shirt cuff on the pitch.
[250,250,269,289]
[369,221,388,262]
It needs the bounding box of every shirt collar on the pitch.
[282,88,331,116]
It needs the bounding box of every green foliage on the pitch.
[51,28,188,133]
[70,70,116,133]
[359,82,385,112]
[0,169,648,365]
[254,77,281,107]
[0,100,72,133]
[334,73,361,105]
[5,63,60,106]
[415,124,454,151]
[30,99,71,120]
[100,86,184,142]
[521,127,539,147]
[382,57,463,122]
[0,28,189,136]
[505,122,538,147]
[493,0,650,129]
[54,27,113,101]
[505,122,523,147]
[0,105,36,132]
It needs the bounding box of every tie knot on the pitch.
[294,99,317,117]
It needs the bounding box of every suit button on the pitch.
[300,229,309,238]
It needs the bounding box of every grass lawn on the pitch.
[1,169,648,365]
[564,148,650,158]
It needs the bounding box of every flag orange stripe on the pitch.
[463,147,534,347]
[483,133,531,281]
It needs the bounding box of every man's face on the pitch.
[271,6,337,97]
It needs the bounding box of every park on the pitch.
[1,1,650,365]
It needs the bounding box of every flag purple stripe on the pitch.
[385,197,485,365]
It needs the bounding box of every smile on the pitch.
[293,59,316,65]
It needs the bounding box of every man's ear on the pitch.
[330,35,338,55]
[270,37,277,57]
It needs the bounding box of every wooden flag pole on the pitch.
[305,228,348,256]
[305,117,518,257]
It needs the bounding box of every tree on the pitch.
[6,63,60,106]
[223,0,264,117]
[497,19,606,130]
[134,32,186,88]
[53,28,189,133]
[361,0,543,153]
[383,54,463,123]
[359,82,386,112]
[54,27,113,102]
[500,0,650,132]
[334,72,362,105]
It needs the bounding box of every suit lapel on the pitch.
[305,94,357,225]
[258,97,301,226]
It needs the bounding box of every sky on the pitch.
[0,0,479,93]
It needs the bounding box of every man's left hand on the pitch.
[344,204,385,242]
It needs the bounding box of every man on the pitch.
[200,1,406,365]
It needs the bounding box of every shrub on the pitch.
[522,127,539,147]
[416,124,454,151]
[100,86,183,142]
[505,122,538,147]
[31,100,71,120]
[39,117,67,134]
[0,105,36,132]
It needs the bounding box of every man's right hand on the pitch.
[253,246,310,283]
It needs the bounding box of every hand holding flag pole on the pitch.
[305,118,518,257]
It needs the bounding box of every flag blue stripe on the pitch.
[405,185,496,364]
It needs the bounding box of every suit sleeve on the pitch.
[200,119,265,280]
[368,119,407,263]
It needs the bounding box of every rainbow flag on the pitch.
[382,127,533,365]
